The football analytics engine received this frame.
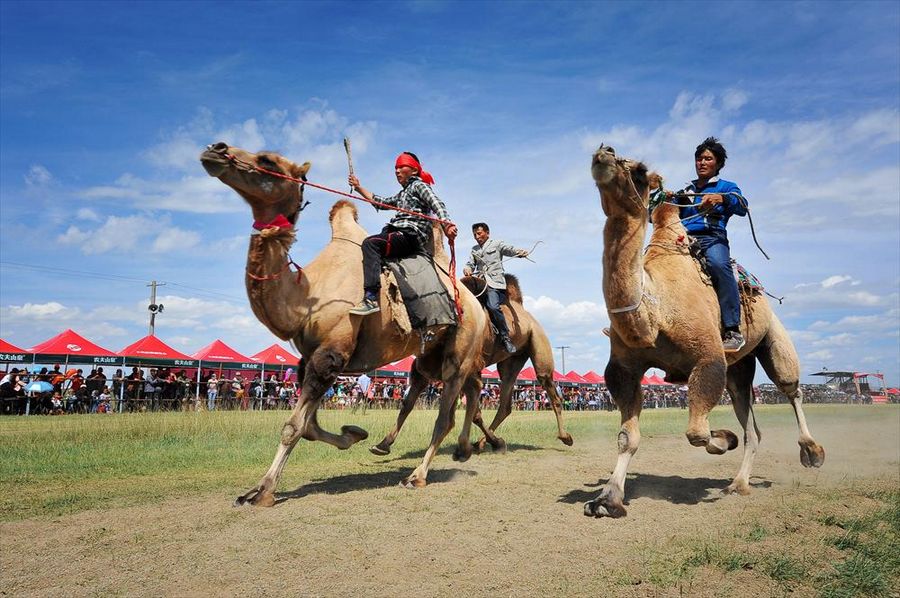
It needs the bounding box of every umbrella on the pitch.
[25,380,53,393]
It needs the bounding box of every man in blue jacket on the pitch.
[671,137,748,352]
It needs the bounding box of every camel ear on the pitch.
[293,161,311,178]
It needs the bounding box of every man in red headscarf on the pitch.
[348,152,458,315]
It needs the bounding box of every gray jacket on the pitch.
[466,238,521,289]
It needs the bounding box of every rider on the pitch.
[463,222,528,354]
[669,136,748,352]
[348,152,458,316]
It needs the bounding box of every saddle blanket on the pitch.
[385,253,457,330]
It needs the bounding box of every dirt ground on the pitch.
[2,410,898,597]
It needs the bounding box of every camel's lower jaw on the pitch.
[200,153,228,177]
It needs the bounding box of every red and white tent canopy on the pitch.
[28,329,119,365]
[250,344,299,368]
[191,339,259,370]
[118,334,194,364]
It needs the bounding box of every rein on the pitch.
[224,152,464,321]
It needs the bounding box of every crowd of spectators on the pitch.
[1,365,892,416]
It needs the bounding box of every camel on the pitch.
[370,274,574,456]
[586,144,825,518]
[200,142,492,504]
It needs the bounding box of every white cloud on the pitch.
[821,275,853,288]
[56,214,202,256]
[25,164,53,187]
[76,207,101,221]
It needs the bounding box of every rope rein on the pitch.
[226,153,464,321]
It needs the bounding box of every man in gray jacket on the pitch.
[463,222,529,354]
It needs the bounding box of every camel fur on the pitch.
[200,142,491,503]
[585,144,825,519]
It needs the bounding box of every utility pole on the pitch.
[555,345,570,373]
[147,280,166,335]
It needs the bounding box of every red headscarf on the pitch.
[395,153,435,185]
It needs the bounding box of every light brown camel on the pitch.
[586,144,825,518]
[370,274,574,456]
[200,142,491,504]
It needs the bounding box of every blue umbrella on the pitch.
[25,380,53,393]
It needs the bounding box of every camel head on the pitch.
[200,142,311,226]
[591,145,649,217]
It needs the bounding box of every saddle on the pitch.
[383,252,457,333]
[686,238,764,297]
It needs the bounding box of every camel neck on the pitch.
[245,232,308,340]
[603,212,649,317]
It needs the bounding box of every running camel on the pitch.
[586,144,825,518]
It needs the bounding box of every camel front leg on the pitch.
[724,356,761,495]
[585,362,642,518]
[370,364,430,456]
[475,353,529,452]
[401,375,463,489]
[453,375,484,463]
[685,358,738,455]
[234,348,367,508]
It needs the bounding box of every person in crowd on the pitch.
[206,373,218,411]
[463,222,529,353]
[347,151,458,315]
[668,137,748,352]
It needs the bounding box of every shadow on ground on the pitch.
[273,468,478,504]
[557,473,773,507]
[374,443,545,463]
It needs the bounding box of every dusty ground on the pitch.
[2,410,898,597]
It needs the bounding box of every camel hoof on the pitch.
[492,437,507,454]
[559,432,574,447]
[723,481,751,496]
[453,444,472,463]
[800,442,825,468]
[341,425,369,445]
[399,478,426,490]
[707,429,739,454]
[583,498,626,519]
[369,444,390,456]
[473,437,487,453]
[233,486,275,508]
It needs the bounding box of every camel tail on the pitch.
[505,274,523,303]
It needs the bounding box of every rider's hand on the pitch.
[699,193,724,210]
[516,250,529,258]
[463,267,473,276]
[443,223,458,240]
[348,174,360,190]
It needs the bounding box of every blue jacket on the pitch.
[678,177,747,239]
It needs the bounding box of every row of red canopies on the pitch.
[0,330,675,386]
[372,355,671,386]
[0,329,298,371]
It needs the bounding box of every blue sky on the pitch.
[1,1,898,385]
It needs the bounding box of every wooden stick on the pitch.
[343,137,354,194]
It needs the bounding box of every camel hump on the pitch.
[329,200,358,223]
[505,274,523,302]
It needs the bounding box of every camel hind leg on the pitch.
[531,328,574,446]
[756,318,825,468]
[585,361,642,518]
[235,347,368,507]
[453,375,484,463]
[370,361,430,456]
[724,355,762,495]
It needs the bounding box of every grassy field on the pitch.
[0,404,893,521]
[2,404,898,597]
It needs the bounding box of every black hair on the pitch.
[694,136,728,173]
[472,222,490,233]
[402,151,420,164]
